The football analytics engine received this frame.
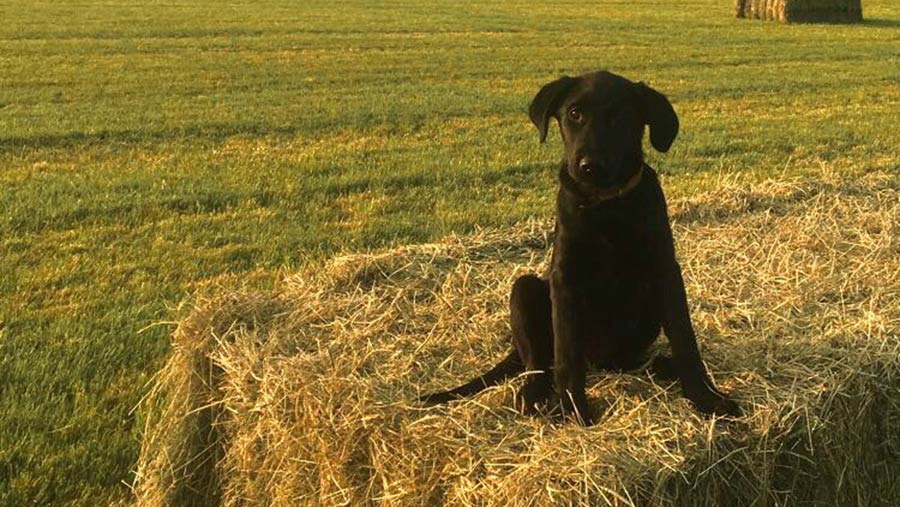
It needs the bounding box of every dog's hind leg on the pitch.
[647,353,679,381]
[510,274,554,413]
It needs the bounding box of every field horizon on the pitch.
[1,1,898,505]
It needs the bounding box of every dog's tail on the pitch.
[418,350,523,404]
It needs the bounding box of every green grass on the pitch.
[0,1,897,505]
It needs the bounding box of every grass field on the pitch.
[1,1,898,505]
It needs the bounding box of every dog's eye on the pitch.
[567,107,584,123]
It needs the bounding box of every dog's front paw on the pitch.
[686,388,742,419]
[516,378,553,415]
[558,390,595,426]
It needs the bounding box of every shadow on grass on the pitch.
[861,18,900,28]
[0,123,303,153]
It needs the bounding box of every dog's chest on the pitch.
[556,216,654,284]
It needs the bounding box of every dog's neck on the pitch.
[558,163,645,208]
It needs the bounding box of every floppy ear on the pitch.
[634,82,679,152]
[528,76,576,143]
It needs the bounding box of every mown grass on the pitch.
[0,1,898,505]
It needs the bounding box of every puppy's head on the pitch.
[529,71,678,189]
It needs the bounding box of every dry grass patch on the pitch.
[135,171,899,506]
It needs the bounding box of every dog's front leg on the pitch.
[660,261,741,417]
[549,271,593,425]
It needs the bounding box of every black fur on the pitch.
[420,71,740,425]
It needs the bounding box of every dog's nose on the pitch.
[579,157,597,173]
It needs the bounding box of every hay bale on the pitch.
[735,0,863,23]
[135,171,899,506]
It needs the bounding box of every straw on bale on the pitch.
[735,0,863,22]
[134,170,899,506]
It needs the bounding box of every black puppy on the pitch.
[420,71,740,424]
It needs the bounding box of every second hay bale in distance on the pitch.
[735,0,863,23]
